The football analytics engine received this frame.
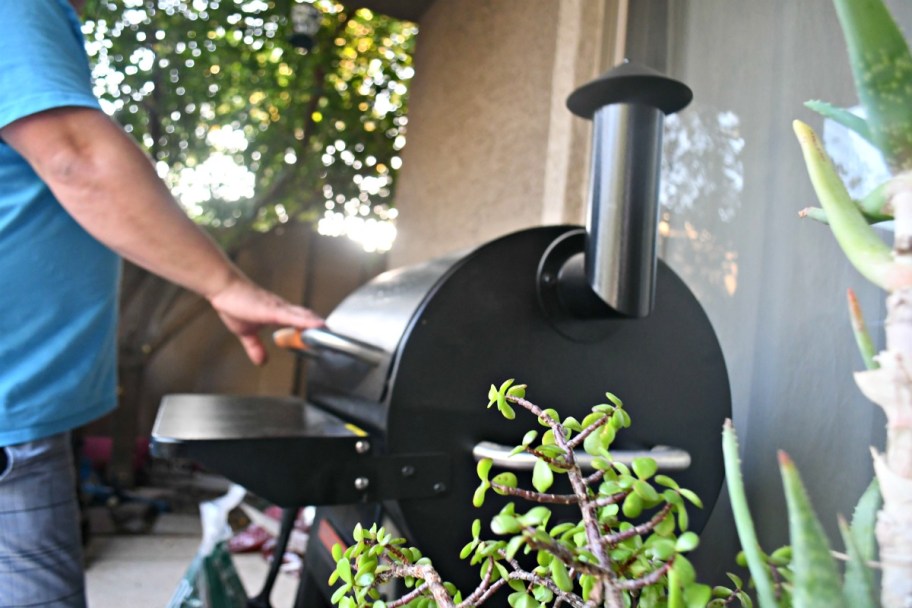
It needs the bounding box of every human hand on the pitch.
[208,275,325,365]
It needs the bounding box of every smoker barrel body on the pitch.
[305,224,730,596]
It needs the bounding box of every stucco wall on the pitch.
[390,0,606,267]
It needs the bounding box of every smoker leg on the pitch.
[249,507,298,608]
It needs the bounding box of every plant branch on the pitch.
[454,557,501,607]
[603,504,673,545]
[524,536,615,578]
[508,394,621,607]
[491,483,581,505]
[612,558,675,591]
[569,414,611,451]
[383,563,455,607]
[591,491,630,508]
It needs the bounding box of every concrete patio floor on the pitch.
[81,470,300,608]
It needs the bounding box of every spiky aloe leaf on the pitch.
[793,120,894,289]
[839,516,877,608]
[779,452,847,608]
[722,420,777,608]
[805,100,873,144]
[856,182,891,220]
[799,182,892,227]
[847,288,879,370]
[833,0,912,171]
[850,478,881,562]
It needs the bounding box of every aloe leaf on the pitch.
[833,0,912,171]
[856,182,891,220]
[793,120,893,289]
[779,451,847,608]
[804,100,873,144]
[721,420,777,608]
[799,206,831,225]
[838,516,877,608]
[847,288,879,370]
[850,478,881,562]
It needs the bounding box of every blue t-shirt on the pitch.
[0,0,121,445]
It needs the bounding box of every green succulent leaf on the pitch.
[605,392,623,408]
[793,120,893,290]
[506,383,527,399]
[632,457,659,480]
[679,488,703,509]
[622,491,643,519]
[583,427,602,456]
[487,384,498,408]
[477,458,492,482]
[834,0,912,171]
[498,397,516,420]
[532,458,554,493]
[336,558,353,585]
[804,100,873,143]
[851,478,881,562]
[460,540,478,560]
[632,479,660,502]
[331,582,352,604]
[491,514,522,535]
[676,531,700,553]
[505,535,525,561]
[655,474,680,490]
[779,451,847,608]
[684,583,713,608]
[520,506,552,527]
[838,516,877,608]
[473,484,488,508]
[668,567,685,608]
[722,420,778,608]
[550,557,573,592]
[493,472,519,490]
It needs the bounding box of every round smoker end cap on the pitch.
[566,60,693,119]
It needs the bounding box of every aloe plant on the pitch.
[796,1,912,606]
[723,422,883,608]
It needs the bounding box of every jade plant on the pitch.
[329,381,745,608]
[724,0,912,606]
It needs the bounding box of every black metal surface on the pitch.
[307,225,731,593]
[151,395,451,507]
[566,61,692,118]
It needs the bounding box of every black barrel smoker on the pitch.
[152,63,731,607]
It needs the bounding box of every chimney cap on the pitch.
[567,61,692,119]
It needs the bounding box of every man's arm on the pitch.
[0,106,323,364]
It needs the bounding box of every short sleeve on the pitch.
[0,0,101,130]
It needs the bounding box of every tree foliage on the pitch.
[81,0,416,250]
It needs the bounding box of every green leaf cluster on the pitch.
[81,1,416,247]
[334,382,734,607]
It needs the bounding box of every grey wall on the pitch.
[658,0,912,572]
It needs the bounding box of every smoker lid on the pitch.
[566,61,692,118]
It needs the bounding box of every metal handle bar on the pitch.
[472,441,691,472]
[273,327,387,366]
[302,328,387,366]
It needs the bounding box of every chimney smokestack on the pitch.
[565,62,691,317]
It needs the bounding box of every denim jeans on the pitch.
[0,433,86,608]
